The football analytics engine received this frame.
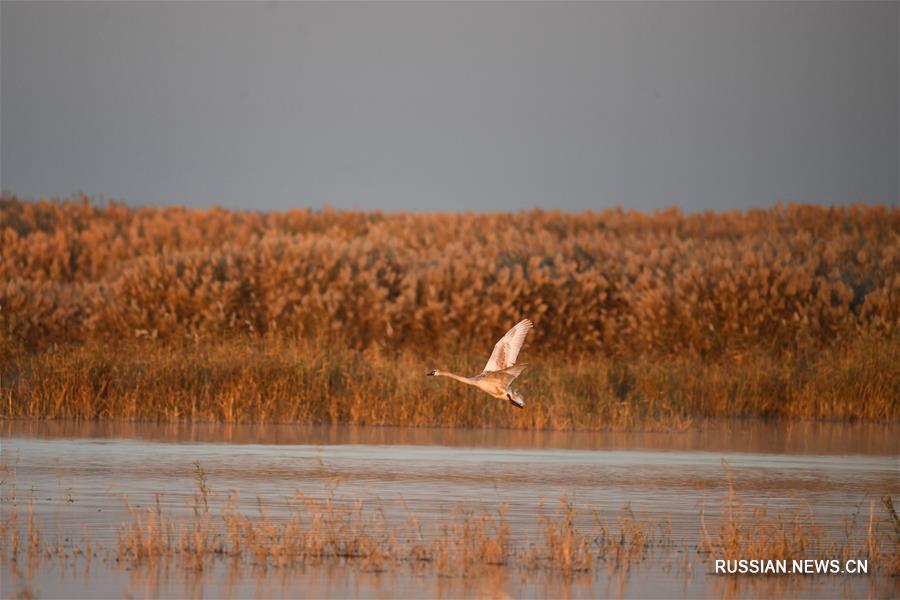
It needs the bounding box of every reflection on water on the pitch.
[6,419,898,455]
[10,555,895,600]
[10,560,609,600]
[1,420,898,599]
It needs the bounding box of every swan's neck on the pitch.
[436,371,474,385]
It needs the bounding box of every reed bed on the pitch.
[1,196,898,427]
[2,334,897,428]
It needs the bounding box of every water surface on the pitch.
[2,420,897,598]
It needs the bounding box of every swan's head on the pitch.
[426,369,438,377]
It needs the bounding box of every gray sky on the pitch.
[2,1,897,212]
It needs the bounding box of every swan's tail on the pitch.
[507,389,525,409]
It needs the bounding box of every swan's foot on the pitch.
[506,392,524,409]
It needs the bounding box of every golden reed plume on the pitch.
[1,196,897,427]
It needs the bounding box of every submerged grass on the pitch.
[701,462,900,572]
[2,482,898,580]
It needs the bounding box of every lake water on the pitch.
[1,420,898,598]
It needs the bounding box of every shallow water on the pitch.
[1,420,898,599]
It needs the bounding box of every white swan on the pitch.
[427,318,533,408]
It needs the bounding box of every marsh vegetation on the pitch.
[1,423,898,598]
[2,196,898,428]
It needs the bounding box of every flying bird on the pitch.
[427,318,533,408]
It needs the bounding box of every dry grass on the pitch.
[525,496,594,571]
[2,196,898,427]
[1,335,897,428]
[3,482,898,579]
[699,462,900,575]
[109,491,900,578]
[3,195,898,356]
[2,459,897,595]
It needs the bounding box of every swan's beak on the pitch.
[426,370,436,376]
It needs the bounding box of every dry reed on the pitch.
[1,335,896,427]
[3,485,898,579]
[2,196,898,427]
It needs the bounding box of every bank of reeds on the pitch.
[1,196,898,426]
[2,334,897,428]
[3,195,898,356]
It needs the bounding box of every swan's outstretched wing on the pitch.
[483,318,533,373]
[481,364,527,388]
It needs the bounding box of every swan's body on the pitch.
[427,318,533,408]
